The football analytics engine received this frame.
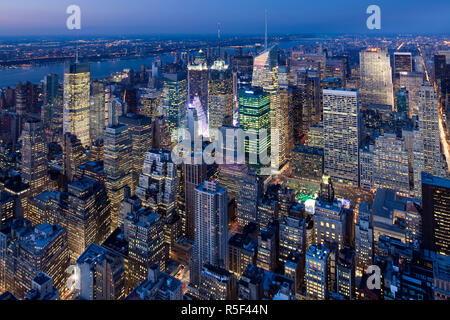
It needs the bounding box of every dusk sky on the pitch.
[0,0,449,36]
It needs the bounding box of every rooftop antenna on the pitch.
[217,22,221,58]
[75,47,79,64]
[264,9,268,50]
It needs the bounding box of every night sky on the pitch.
[0,0,449,36]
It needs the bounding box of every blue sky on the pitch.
[0,0,449,36]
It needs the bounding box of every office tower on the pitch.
[123,88,137,114]
[297,69,321,135]
[187,95,209,139]
[125,207,167,289]
[76,243,125,300]
[104,113,133,230]
[191,181,228,285]
[418,84,442,178]
[118,113,152,191]
[422,172,450,256]
[232,54,254,89]
[24,273,60,300]
[279,215,305,266]
[199,264,236,300]
[3,222,70,298]
[394,52,413,74]
[252,46,278,91]
[139,87,162,119]
[42,73,60,129]
[371,133,410,195]
[136,150,177,217]
[336,247,355,300]
[152,116,171,150]
[306,124,324,148]
[291,145,324,180]
[228,231,258,278]
[354,202,373,280]
[217,163,248,202]
[161,69,187,136]
[359,48,394,108]
[0,191,15,226]
[236,171,263,232]
[20,118,48,198]
[313,176,346,250]
[208,59,233,138]
[434,54,447,86]
[63,61,91,147]
[305,244,330,300]
[188,50,209,117]
[184,161,207,240]
[63,133,86,182]
[128,264,182,300]
[323,88,360,186]
[66,178,111,260]
[27,190,66,227]
[89,81,105,142]
[256,225,277,272]
[399,72,424,117]
[238,88,271,169]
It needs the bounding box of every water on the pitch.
[0,40,318,88]
[0,55,173,88]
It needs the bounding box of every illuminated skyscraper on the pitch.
[252,46,278,91]
[279,215,305,266]
[66,178,111,260]
[191,181,228,285]
[305,244,330,300]
[354,202,373,280]
[399,71,424,117]
[422,172,450,257]
[161,69,187,136]
[2,222,70,299]
[89,81,105,142]
[418,84,443,177]
[359,48,394,108]
[238,88,271,171]
[124,207,167,289]
[323,88,360,186]
[104,111,133,230]
[63,133,86,182]
[208,59,233,138]
[394,52,413,74]
[63,61,91,147]
[188,50,209,117]
[184,161,207,240]
[20,118,48,198]
[237,171,263,232]
[118,113,152,192]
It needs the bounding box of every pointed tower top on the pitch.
[217,22,221,58]
[264,9,268,50]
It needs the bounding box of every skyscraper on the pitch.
[188,50,209,117]
[125,207,167,289]
[238,88,271,171]
[20,118,48,198]
[161,68,187,136]
[191,181,228,285]
[184,161,207,240]
[236,171,263,232]
[66,178,111,260]
[422,172,450,257]
[359,48,394,108]
[89,81,105,142]
[63,61,91,147]
[208,59,233,138]
[76,243,125,300]
[394,52,413,74]
[354,202,373,280]
[104,112,133,230]
[305,244,330,300]
[323,88,360,186]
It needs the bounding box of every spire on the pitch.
[264,9,268,50]
[217,22,221,58]
[75,47,79,64]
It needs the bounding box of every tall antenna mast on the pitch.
[264,9,268,50]
[217,22,221,58]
